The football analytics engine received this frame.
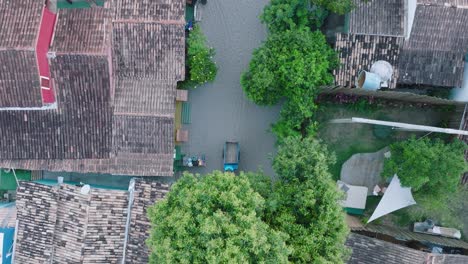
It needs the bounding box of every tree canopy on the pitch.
[241,28,336,140]
[260,0,363,33]
[146,171,289,264]
[261,0,328,33]
[241,29,336,106]
[382,137,467,208]
[184,25,217,88]
[246,137,350,263]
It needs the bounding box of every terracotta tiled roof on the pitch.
[348,0,405,37]
[0,0,43,48]
[0,1,185,176]
[114,0,185,22]
[0,50,42,107]
[51,7,111,54]
[125,179,169,264]
[114,79,176,116]
[346,233,427,264]
[346,233,468,264]
[0,1,43,108]
[351,223,468,250]
[0,55,112,159]
[112,115,174,154]
[335,1,468,88]
[14,180,169,263]
[334,33,404,89]
[112,22,185,80]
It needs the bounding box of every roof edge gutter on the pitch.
[121,178,135,264]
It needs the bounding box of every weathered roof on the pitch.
[418,0,468,7]
[125,179,169,263]
[346,233,427,264]
[51,7,111,54]
[351,223,468,250]
[348,0,405,36]
[114,79,176,116]
[14,180,168,263]
[112,115,174,154]
[334,33,404,88]
[0,1,185,176]
[112,22,185,80]
[114,0,185,22]
[397,5,468,87]
[398,49,465,87]
[346,233,468,264]
[0,1,43,108]
[0,0,43,48]
[336,1,468,88]
[0,55,112,160]
[0,50,42,107]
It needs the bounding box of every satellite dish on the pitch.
[80,184,91,195]
[370,60,393,82]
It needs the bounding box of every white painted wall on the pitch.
[451,62,468,102]
[406,0,417,39]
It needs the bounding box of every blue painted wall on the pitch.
[0,227,14,264]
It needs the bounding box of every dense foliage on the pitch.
[242,29,336,106]
[147,171,289,264]
[247,137,350,263]
[241,29,337,140]
[261,0,363,33]
[382,137,467,209]
[185,25,217,87]
[312,0,360,15]
[261,0,328,32]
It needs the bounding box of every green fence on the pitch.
[0,169,31,191]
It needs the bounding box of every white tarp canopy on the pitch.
[368,175,416,223]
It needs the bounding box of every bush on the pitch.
[184,25,217,88]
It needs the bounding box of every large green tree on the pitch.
[241,29,336,106]
[147,171,289,264]
[382,137,467,208]
[246,137,350,263]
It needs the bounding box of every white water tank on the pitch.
[370,60,394,83]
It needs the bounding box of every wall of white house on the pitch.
[451,61,468,102]
[406,0,417,39]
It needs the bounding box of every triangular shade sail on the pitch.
[368,175,416,223]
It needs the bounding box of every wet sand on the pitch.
[182,0,281,176]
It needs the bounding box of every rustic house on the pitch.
[335,0,468,90]
[13,179,167,263]
[0,0,185,176]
